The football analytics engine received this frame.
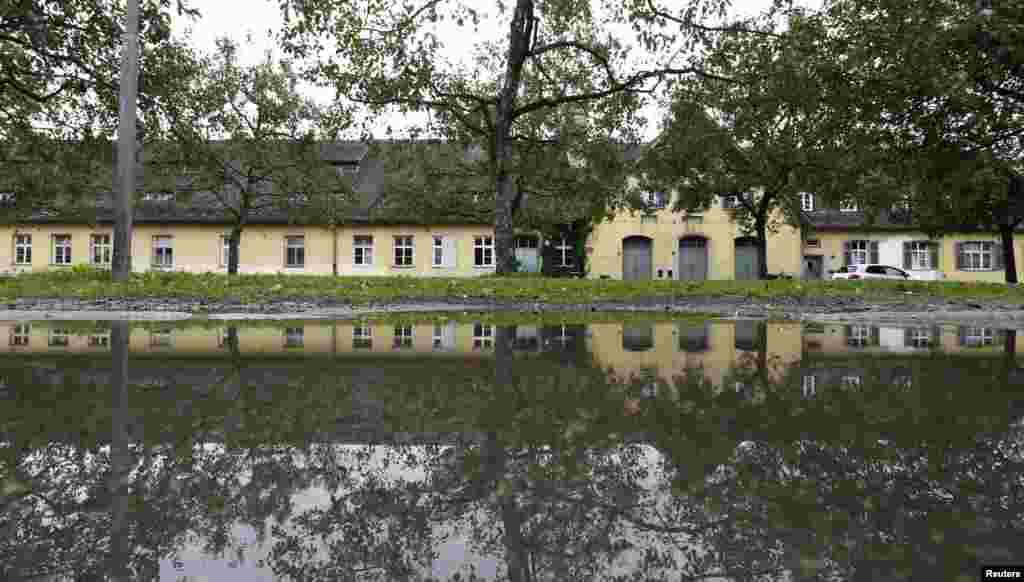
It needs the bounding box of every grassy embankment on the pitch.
[1,268,1023,306]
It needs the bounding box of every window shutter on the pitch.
[957,326,967,346]
[955,242,964,270]
[870,326,880,346]
[903,327,913,347]
[869,241,879,264]
[444,237,457,268]
[902,242,911,269]
[929,242,939,271]
[930,325,941,347]
[843,241,851,267]
[993,242,1005,270]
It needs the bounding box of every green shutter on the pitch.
[929,242,939,271]
[843,241,851,267]
[993,242,1005,270]
[955,242,964,270]
[903,242,911,269]
[870,326,880,346]
[869,241,879,264]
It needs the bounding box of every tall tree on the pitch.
[146,39,355,275]
[279,0,760,273]
[641,18,844,279]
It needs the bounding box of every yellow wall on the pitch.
[1,223,498,278]
[940,233,1024,283]
[587,195,802,280]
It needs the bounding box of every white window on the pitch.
[553,325,573,350]
[721,194,741,209]
[152,235,173,269]
[393,235,414,267]
[52,234,72,265]
[841,375,862,388]
[285,235,305,268]
[474,236,494,267]
[847,324,872,348]
[283,327,304,348]
[472,323,494,350]
[802,375,816,397]
[90,234,112,266]
[433,236,444,267]
[433,322,456,351]
[48,328,69,347]
[848,240,869,265]
[14,234,31,265]
[959,241,994,271]
[10,324,30,347]
[353,325,372,349]
[840,200,858,212]
[354,235,373,266]
[432,235,457,268]
[961,326,995,347]
[908,241,933,270]
[800,193,815,212]
[220,236,232,267]
[907,327,934,349]
[393,325,413,349]
[556,238,574,268]
[88,332,110,348]
[642,191,667,209]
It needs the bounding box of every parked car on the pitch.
[831,264,913,280]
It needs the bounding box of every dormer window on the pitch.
[141,192,174,202]
[800,192,815,212]
[840,200,859,212]
[641,191,667,209]
[0,192,15,204]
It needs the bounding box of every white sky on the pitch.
[170,0,821,139]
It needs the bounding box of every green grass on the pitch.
[1,268,1022,306]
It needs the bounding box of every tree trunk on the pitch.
[756,218,769,280]
[332,224,339,276]
[228,225,242,276]
[999,223,1017,284]
[112,0,140,282]
[492,0,535,275]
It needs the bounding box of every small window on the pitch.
[514,236,539,249]
[556,238,574,268]
[354,235,374,266]
[9,324,30,347]
[846,324,875,348]
[959,326,996,347]
[353,325,372,349]
[14,234,31,265]
[907,241,935,270]
[90,234,112,266]
[805,239,821,248]
[840,200,858,212]
[474,236,494,267]
[52,234,72,265]
[283,327,304,348]
[432,323,456,351]
[800,193,815,212]
[802,375,816,397]
[393,325,413,349]
[88,332,110,348]
[48,328,70,347]
[472,323,494,350]
[284,235,305,268]
[642,191,667,209]
[152,235,174,269]
[393,235,414,267]
[432,236,444,267]
[848,240,870,265]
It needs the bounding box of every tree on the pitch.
[788,0,1024,281]
[0,0,199,222]
[146,38,355,275]
[279,0,762,274]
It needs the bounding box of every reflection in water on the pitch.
[1,319,1023,580]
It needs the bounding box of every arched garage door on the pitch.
[678,237,708,281]
[622,236,653,281]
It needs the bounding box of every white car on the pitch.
[831,264,913,280]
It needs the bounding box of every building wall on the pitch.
[939,233,1024,283]
[1,223,499,278]
[586,196,802,280]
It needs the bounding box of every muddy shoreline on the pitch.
[1,294,1023,325]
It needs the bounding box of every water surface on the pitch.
[1,318,1022,581]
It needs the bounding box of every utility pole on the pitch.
[113,0,140,281]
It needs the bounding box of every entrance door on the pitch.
[678,237,708,281]
[735,238,760,280]
[803,255,824,280]
[514,236,540,273]
[622,236,653,281]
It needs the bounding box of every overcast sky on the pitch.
[170,0,822,139]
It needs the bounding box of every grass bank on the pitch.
[2,268,1023,305]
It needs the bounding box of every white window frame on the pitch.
[393,325,413,349]
[800,193,815,212]
[840,200,859,212]
[472,323,494,350]
[962,326,995,347]
[10,324,30,347]
[141,192,174,202]
[847,324,871,348]
[283,327,304,348]
[14,234,31,265]
[642,191,667,209]
[432,235,444,267]
[353,324,372,349]
[556,238,574,268]
[393,235,414,267]
[48,328,70,347]
[474,236,494,268]
[284,235,305,269]
[90,234,112,266]
[802,375,816,397]
[908,327,934,349]
[960,241,994,271]
[849,240,869,265]
[220,235,232,268]
[152,235,174,269]
[909,241,933,270]
[52,234,72,265]
[353,235,374,267]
